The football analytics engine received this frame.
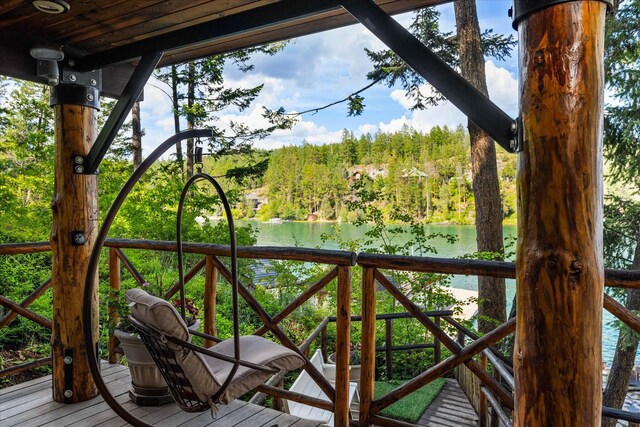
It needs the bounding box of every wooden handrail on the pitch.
[104,238,357,266]
[0,241,50,255]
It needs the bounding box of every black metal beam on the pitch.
[341,0,519,152]
[80,52,162,174]
[74,0,344,72]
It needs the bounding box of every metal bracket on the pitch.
[50,66,102,109]
[71,231,86,246]
[74,52,162,175]
[63,348,73,403]
[341,0,521,153]
[510,0,614,29]
[50,85,100,109]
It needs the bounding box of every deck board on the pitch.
[0,362,324,427]
[418,379,479,427]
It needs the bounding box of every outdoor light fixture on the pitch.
[32,0,70,14]
[30,44,65,86]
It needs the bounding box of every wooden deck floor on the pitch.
[0,362,323,427]
[417,379,479,427]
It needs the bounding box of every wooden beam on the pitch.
[515,2,607,425]
[50,101,99,402]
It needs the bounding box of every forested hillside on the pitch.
[211,126,517,224]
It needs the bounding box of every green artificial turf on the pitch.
[373,378,446,423]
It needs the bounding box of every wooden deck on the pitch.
[0,362,323,427]
[417,379,479,427]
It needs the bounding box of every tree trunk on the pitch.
[51,103,99,402]
[602,240,640,427]
[171,65,183,172]
[131,100,142,170]
[186,61,195,178]
[454,0,506,333]
[515,3,606,425]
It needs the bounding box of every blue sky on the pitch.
[141,0,519,153]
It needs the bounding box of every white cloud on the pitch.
[377,60,518,133]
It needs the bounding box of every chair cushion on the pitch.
[125,288,189,341]
[193,335,305,404]
[125,289,305,405]
[125,289,221,401]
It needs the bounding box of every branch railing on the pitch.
[2,240,640,427]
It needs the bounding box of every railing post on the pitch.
[434,315,441,365]
[204,256,218,347]
[108,248,120,364]
[335,265,351,427]
[273,378,284,412]
[360,267,376,427]
[385,318,393,380]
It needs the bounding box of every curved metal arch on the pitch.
[175,172,241,404]
[82,129,213,427]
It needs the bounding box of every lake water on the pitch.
[238,219,630,366]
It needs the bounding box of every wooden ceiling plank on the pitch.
[41,0,146,34]
[70,0,276,50]
[52,0,209,44]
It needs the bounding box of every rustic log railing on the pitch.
[2,240,640,426]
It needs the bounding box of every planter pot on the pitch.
[328,351,362,387]
[115,319,199,406]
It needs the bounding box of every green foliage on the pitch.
[604,0,640,185]
[245,125,517,224]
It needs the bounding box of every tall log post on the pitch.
[51,102,99,402]
[515,2,607,425]
[359,267,376,427]
[204,255,218,346]
[334,266,352,427]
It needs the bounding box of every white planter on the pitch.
[328,351,362,387]
[114,319,200,406]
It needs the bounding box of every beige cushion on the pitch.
[125,289,305,404]
[125,289,221,401]
[125,289,189,341]
[196,335,305,404]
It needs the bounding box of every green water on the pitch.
[237,220,625,365]
[239,219,516,292]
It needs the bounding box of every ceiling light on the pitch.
[32,0,70,14]
[30,44,65,86]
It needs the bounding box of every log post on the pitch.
[51,101,99,402]
[360,267,376,427]
[334,265,352,427]
[108,248,120,364]
[204,255,218,346]
[515,2,607,425]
